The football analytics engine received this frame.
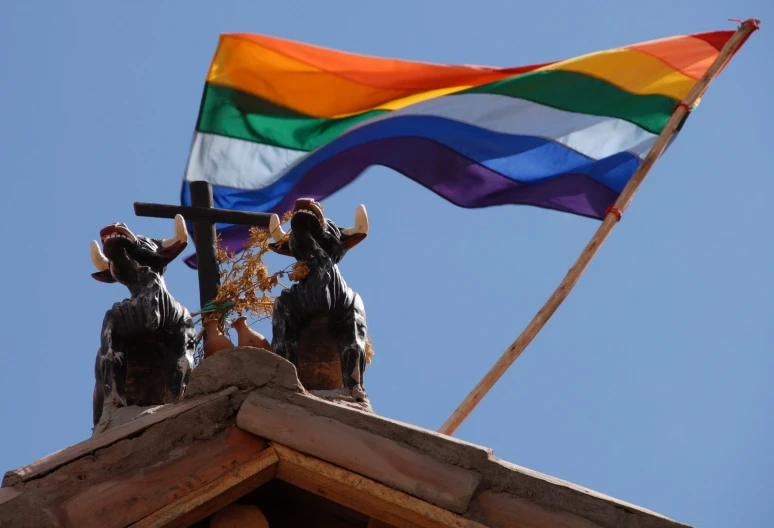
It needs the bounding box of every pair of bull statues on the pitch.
[89,199,370,426]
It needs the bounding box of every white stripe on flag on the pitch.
[185,132,307,190]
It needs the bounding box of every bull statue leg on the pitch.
[162,318,196,403]
[93,348,107,426]
[272,293,302,367]
[94,309,128,425]
[335,293,368,401]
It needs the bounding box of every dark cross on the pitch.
[134,181,272,308]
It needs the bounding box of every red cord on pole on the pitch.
[605,204,623,222]
[674,102,692,114]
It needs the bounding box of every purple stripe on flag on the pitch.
[184,137,622,268]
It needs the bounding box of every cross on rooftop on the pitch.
[134,181,273,308]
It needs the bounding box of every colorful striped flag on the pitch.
[181,29,741,260]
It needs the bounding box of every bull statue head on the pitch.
[90,214,189,288]
[267,198,368,263]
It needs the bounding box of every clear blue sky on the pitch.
[1,1,770,526]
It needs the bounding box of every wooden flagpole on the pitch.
[438,19,760,436]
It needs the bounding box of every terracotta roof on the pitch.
[0,348,691,528]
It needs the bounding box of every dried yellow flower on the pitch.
[365,337,375,365]
[288,260,310,281]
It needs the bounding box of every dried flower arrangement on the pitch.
[190,211,300,364]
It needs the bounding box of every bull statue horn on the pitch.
[161,214,189,248]
[341,204,369,236]
[90,240,110,271]
[269,214,287,242]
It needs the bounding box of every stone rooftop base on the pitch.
[0,347,691,528]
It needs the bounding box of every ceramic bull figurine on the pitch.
[268,198,369,400]
[89,214,195,426]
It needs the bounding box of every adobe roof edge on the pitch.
[1,347,693,528]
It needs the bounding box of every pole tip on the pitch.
[730,18,761,30]
[746,18,761,30]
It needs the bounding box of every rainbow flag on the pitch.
[181,29,742,260]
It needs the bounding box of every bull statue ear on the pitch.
[340,204,369,250]
[156,214,189,261]
[91,270,117,283]
[269,240,292,256]
[267,214,293,256]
